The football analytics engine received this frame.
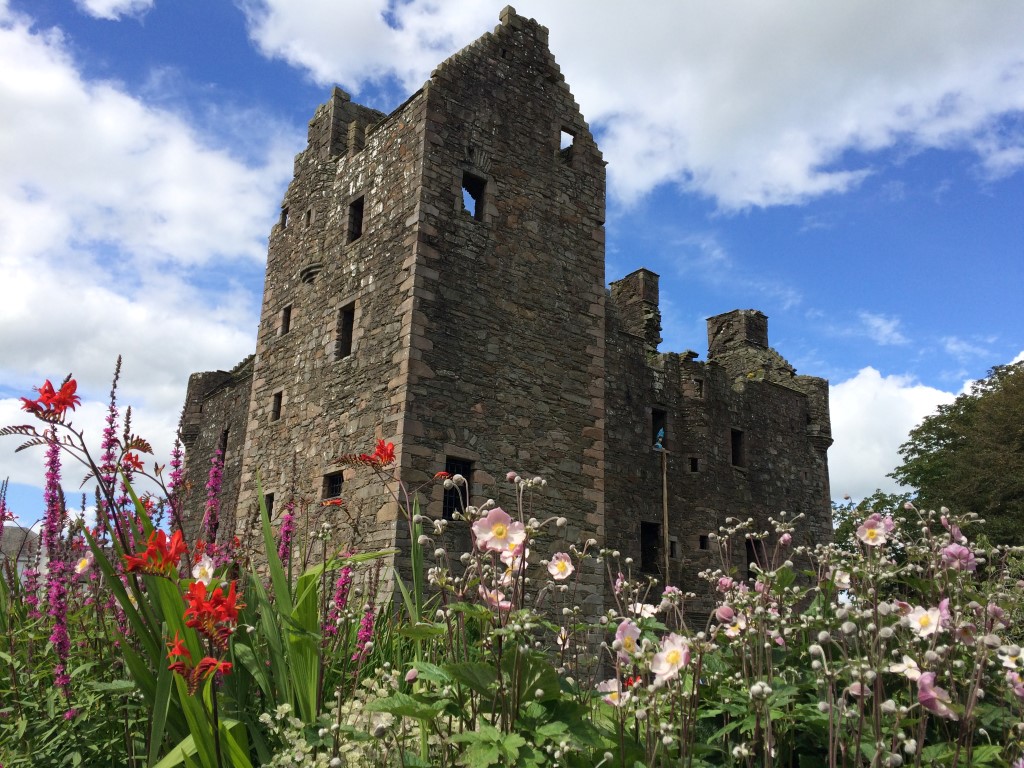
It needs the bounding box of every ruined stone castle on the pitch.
[180,7,832,615]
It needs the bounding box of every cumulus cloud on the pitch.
[828,367,955,500]
[73,0,154,21]
[239,0,1024,208]
[0,2,293,473]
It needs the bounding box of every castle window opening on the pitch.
[689,457,700,473]
[304,208,312,227]
[280,207,289,229]
[323,472,343,500]
[280,305,292,335]
[219,428,229,460]
[669,536,679,559]
[640,521,661,574]
[730,428,746,468]
[271,392,282,422]
[442,457,473,519]
[347,196,365,243]
[336,303,355,359]
[694,378,704,398]
[652,408,667,449]
[264,492,274,518]
[461,172,486,221]
[699,534,710,550]
[559,128,575,163]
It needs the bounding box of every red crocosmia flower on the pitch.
[184,580,242,650]
[122,453,144,472]
[434,471,450,480]
[166,633,232,694]
[625,675,643,688]
[123,529,187,575]
[338,439,396,468]
[20,378,82,421]
[321,498,346,507]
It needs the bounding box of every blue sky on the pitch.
[1,0,1022,524]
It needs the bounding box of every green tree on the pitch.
[891,361,1024,545]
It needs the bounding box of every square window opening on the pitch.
[730,428,746,468]
[442,457,473,519]
[336,303,355,359]
[640,521,661,574]
[652,408,667,449]
[271,392,282,422]
[347,197,364,243]
[323,472,343,500]
[689,457,700,473]
[461,172,486,221]
[280,305,292,335]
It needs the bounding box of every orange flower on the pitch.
[123,529,187,575]
[337,439,396,469]
[184,580,242,650]
[20,378,81,421]
[165,633,231,694]
[122,453,144,472]
[321,498,346,507]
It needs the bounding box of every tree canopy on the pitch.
[891,361,1024,545]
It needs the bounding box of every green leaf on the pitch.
[446,662,499,697]
[399,622,448,640]
[412,661,451,684]
[367,693,443,720]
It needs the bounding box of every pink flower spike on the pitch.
[917,672,958,720]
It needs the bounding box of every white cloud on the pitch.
[857,312,909,346]
[0,2,293,477]
[73,0,154,21]
[238,0,1024,208]
[828,367,955,500]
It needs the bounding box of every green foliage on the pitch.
[892,360,1024,544]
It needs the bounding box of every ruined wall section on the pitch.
[180,356,254,542]
[605,278,832,621]
[234,86,425,555]
[396,8,607,605]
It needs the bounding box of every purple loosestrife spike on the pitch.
[277,502,296,562]
[42,436,73,701]
[0,477,10,553]
[201,448,224,545]
[324,561,353,639]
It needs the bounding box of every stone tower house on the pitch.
[181,7,831,614]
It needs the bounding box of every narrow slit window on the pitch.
[280,207,289,229]
[652,408,667,449]
[461,172,486,221]
[689,457,699,473]
[219,428,229,459]
[640,521,661,574]
[264,492,274,518]
[669,536,679,559]
[730,428,746,468]
[559,128,575,163]
[442,457,473,519]
[699,534,710,551]
[336,303,355,359]
[323,472,343,500]
[304,209,312,227]
[347,196,364,243]
[694,379,704,398]
[271,392,282,422]
[280,305,292,335]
